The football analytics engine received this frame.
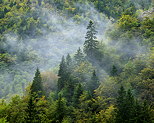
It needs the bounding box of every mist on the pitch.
[0,2,113,98]
[4,3,112,70]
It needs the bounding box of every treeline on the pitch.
[0,69,153,123]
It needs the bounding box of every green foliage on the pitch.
[96,105,116,123]
[0,53,16,64]
[31,68,44,98]
[26,94,36,123]
[84,20,99,59]
[0,0,153,122]
[110,65,118,76]
[115,86,153,123]
[74,47,85,65]
[5,95,27,123]
[0,118,8,123]
[117,15,140,31]
[110,14,154,47]
[88,70,99,96]
[49,95,67,123]
[57,56,67,92]
[132,67,154,105]
[0,100,8,119]
[72,83,83,107]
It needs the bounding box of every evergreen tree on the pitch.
[63,77,75,103]
[57,55,75,103]
[26,95,37,123]
[66,53,73,74]
[73,83,83,107]
[84,20,99,59]
[66,54,72,67]
[51,95,66,123]
[115,87,153,123]
[125,89,135,122]
[140,102,153,123]
[57,56,67,92]
[115,86,126,123]
[133,101,153,123]
[74,47,85,65]
[88,70,99,96]
[26,94,49,123]
[110,65,118,76]
[31,68,43,98]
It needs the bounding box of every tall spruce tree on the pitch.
[125,89,135,122]
[74,47,85,65]
[64,54,75,103]
[26,68,42,122]
[57,55,75,103]
[115,86,127,123]
[57,56,67,92]
[66,53,73,74]
[66,54,72,66]
[31,68,43,98]
[84,20,99,59]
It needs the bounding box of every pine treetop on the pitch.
[31,68,43,98]
[84,20,99,57]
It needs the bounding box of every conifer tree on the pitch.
[88,70,99,96]
[66,54,72,66]
[74,47,85,65]
[84,20,99,59]
[133,101,153,123]
[73,83,83,107]
[31,68,43,98]
[26,95,37,123]
[140,102,153,123]
[57,56,67,92]
[115,87,153,123]
[125,89,135,121]
[111,65,118,76]
[51,95,66,123]
[66,53,73,74]
[63,77,75,103]
[57,55,75,102]
[115,86,126,123]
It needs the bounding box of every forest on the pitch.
[0,0,154,122]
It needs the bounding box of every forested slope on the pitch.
[0,0,154,122]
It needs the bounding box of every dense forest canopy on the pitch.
[0,0,154,122]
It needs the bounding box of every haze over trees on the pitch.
[0,0,154,122]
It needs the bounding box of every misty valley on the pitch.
[0,0,154,123]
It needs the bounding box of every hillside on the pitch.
[0,0,154,122]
